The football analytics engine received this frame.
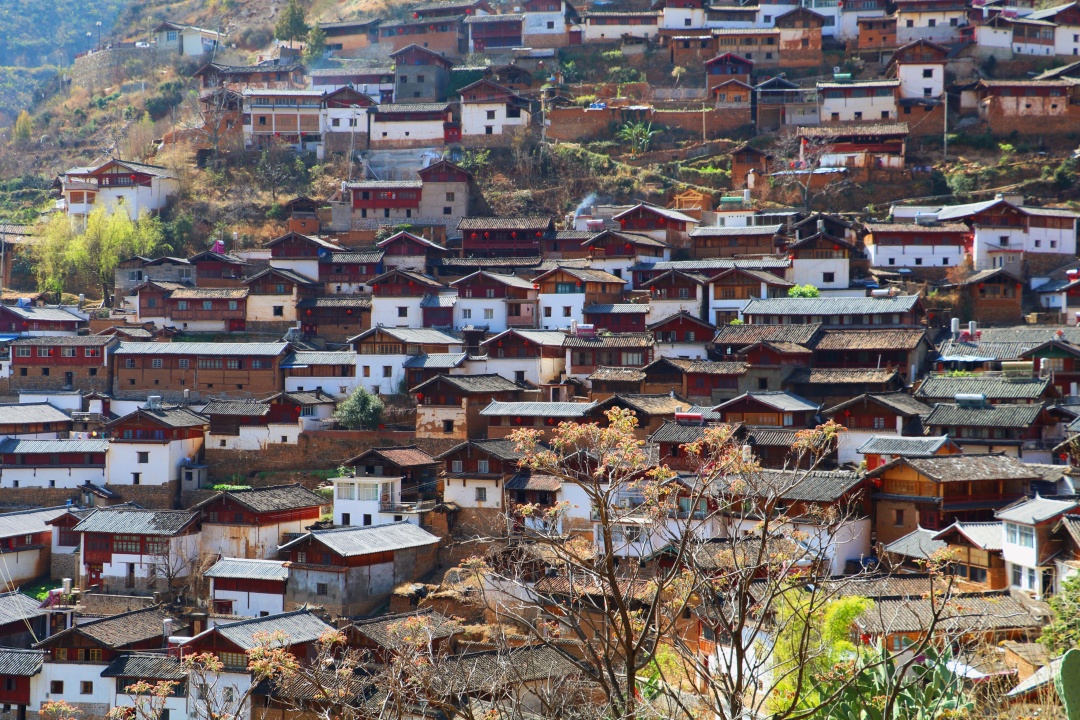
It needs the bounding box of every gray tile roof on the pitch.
[924,403,1043,429]
[914,374,1050,401]
[205,558,290,581]
[1,306,84,322]
[412,373,521,394]
[101,653,187,679]
[350,607,459,647]
[199,485,326,514]
[479,401,597,417]
[597,393,691,417]
[856,435,953,456]
[690,224,783,237]
[823,392,932,419]
[200,399,270,417]
[10,335,113,346]
[279,521,440,557]
[996,495,1079,525]
[72,508,199,536]
[583,304,651,314]
[402,353,468,368]
[40,606,182,649]
[587,366,647,383]
[113,405,208,429]
[115,342,289,356]
[562,332,654,348]
[649,420,709,445]
[296,296,372,309]
[0,591,46,625]
[0,403,72,425]
[786,367,901,385]
[742,469,862,503]
[505,473,562,492]
[371,102,451,113]
[435,438,525,462]
[0,506,69,539]
[419,293,458,308]
[872,455,1040,483]
[934,521,1003,551]
[458,216,552,231]
[355,327,460,345]
[281,390,337,406]
[884,527,947,560]
[711,323,823,346]
[717,391,818,413]
[281,351,357,367]
[482,330,567,348]
[742,295,921,316]
[212,609,334,650]
[742,426,803,447]
[631,258,791,272]
[856,591,1038,635]
[0,648,44,676]
[0,438,109,454]
[812,329,929,351]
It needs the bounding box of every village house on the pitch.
[350,326,462,394]
[242,267,319,328]
[193,59,306,90]
[413,373,524,439]
[857,434,960,471]
[924,401,1058,461]
[583,303,650,335]
[205,557,290,617]
[914,370,1055,404]
[641,270,709,323]
[0,438,110,490]
[319,247,385,293]
[458,79,531,139]
[893,0,969,44]
[375,231,449,272]
[689,225,783,260]
[997,495,1080,597]
[564,332,655,381]
[714,390,819,427]
[0,305,86,336]
[436,438,523,529]
[1027,1,1080,56]
[449,271,539,332]
[480,400,598,439]
[366,268,448,328]
[297,296,373,342]
[649,312,718,360]
[0,646,44,720]
[278,523,441,616]
[112,342,289,401]
[187,248,248,287]
[281,351,359,397]
[864,220,971,270]
[72,507,200,592]
[885,39,948,99]
[181,609,331,671]
[152,21,224,56]
[0,507,67,591]
[535,267,625,331]
[195,484,326,560]
[581,10,660,41]
[8,336,117,395]
[0,402,72,441]
[105,400,207,490]
[867,454,1041,544]
[240,89,325,151]
[951,268,1025,325]
[459,216,555,257]
[474,329,567,386]
[135,282,251,333]
[706,267,793,325]
[931,521,1007,590]
[368,102,456,147]
[321,86,378,151]
[822,392,933,464]
[378,5,475,57]
[613,204,699,248]
[741,295,925,327]
[114,255,194,301]
[57,159,179,224]
[974,79,1080,136]
[786,231,856,290]
[464,14,524,53]
[785,367,905,407]
[314,20,383,59]
[201,392,335,451]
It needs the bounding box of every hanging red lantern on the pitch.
[129,174,137,182]
[413,11,420,18]
[624,243,632,251]
[484,232,490,238]
[346,309,353,315]
[497,340,503,347]
[515,416,522,424]
[511,231,517,238]
[372,283,380,290]
[576,281,582,287]
[416,392,424,401]
[532,283,539,290]
[305,309,312,315]
[472,232,478,239]
[535,231,541,237]
[408,280,415,287]
[832,244,841,251]
[978,283,985,289]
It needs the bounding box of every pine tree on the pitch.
[274,0,309,47]
[303,25,326,65]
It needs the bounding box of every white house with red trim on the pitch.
[57,159,179,224]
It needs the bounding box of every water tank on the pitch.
[62,578,72,594]
[955,393,986,407]
[870,289,891,298]
[147,395,162,410]
[950,318,960,335]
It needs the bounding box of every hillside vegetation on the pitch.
[0,0,129,67]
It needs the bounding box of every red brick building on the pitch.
[8,336,117,393]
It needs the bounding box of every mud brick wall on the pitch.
[904,102,946,137]
[546,106,618,142]
[0,482,178,511]
[653,107,753,136]
[983,103,1080,136]
[7,366,111,394]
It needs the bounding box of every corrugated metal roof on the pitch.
[0,648,44,676]
[1,306,84,322]
[584,304,650,314]
[742,295,920,316]
[856,435,952,456]
[213,609,334,650]
[716,391,818,413]
[402,353,468,368]
[0,403,72,425]
[0,438,109,454]
[0,506,69,539]
[115,342,289,356]
[996,496,1078,525]
[479,401,598,417]
[205,558,290,581]
[280,521,440,557]
[924,403,1043,429]
[72,508,199,536]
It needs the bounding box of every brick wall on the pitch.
[324,131,371,153]
[51,552,79,584]
[6,366,111,394]
[546,107,617,142]
[654,107,753,136]
[903,102,946,137]
[984,103,1080,136]
[203,430,459,480]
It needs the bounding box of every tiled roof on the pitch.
[823,392,931,418]
[464,12,524,22]
[297,296,373,311]
[711,323,823,346]
[583,303,651,314]
[785,367,902,385]
[536,266,625,284]
[0,403,72,425]
[884,527,947,560]
[690,224,782,237]
[1,305,84,322]
[872,455,1040,483]
[865,221,970,233]
[434,438,525,462]
[402,353,468,368]
[449,271,536,290]
[742,295,920,316]
[649,420,709,445]
[742,426,803,447]
[631,257,791,272]
[200,399,270,417]
[10,335,113,346]
[167,286,249,299]
[350,607,459,648]
[914,374,1050,401]
[281,351,357,367]
[244,267,318,287]
[0,438,110,454]
[279,522,440,557]
[354,327,460,345]
[72,508,199,536]
[199,485,326,514]
[716,391,818,413]
[115,342,289,356]
[485,329,568,347]
[505,473,562,492]
[811,329,928,351]
[691,534,805,572]
[933,521,1003,551]
[281,390,336,406]
[924,403,1043,429]
[479,401,597,417]
[458,216,552,231]
[0,649,44,677]
[114,405,208,429]
[828,574,938,598]
[419,292,458,308]
[0,506,69,539]
[856,591,1038,635]
[562,332,654,348]
[0,592,46,625]
[412,373,521,394]
[598,393,691,417]
[212,609,334,650]
[324,250,384,264]
[345,180,423,190]
[101,653,187,679]
[587,366,646,383]
[856,435,952,456]
[205,558,290,581]
[371,102,451,113]
[41,606,182,649]
[741,469,862,503]
[350,445,436,467]
[996,495,1078,525]
[435,646,586,695]
[799,121,907,137]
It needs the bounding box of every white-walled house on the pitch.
[475,329,568,386]
[332,474,432,527]
[817,80,900,122]
[58,159,179,224]
[0,438,110,489]
[72,507,200,592]
[350,326,464,395]
[205,558,289,617]
[152,21,224,56]
[459,79,532,137]
[0,506,68,591]
[195,484,327,560]
[105,402,207,488]
[368,268,449,329]
[787,233,854,291]
[450,271,539,333]
[104,653,192,720]
[522,0,575,46]
[997,495,1079,598]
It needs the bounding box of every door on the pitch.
[569,30,582,45]
[229,319,246,332]
[64,372,74,387]
[126,562,136,588]
[87,563,102,586]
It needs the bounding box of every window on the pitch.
[272,306,284,317]
[337,483,355,500]
[152,358,163,369]
[478,460,489,474]
[203,301,213,310]
[928,18,936,26]
[363,365,370,377]
[61,347,75,358]
[228,300,238,311]
[623,352,643,365]
[397,307,408,318]
[452,460,463,473]
[137,452,149,464]
[543,307,552,317]
[563,306,572,317]
[922,68,934,78]
[1028,567,1036,589]
[486,110,496,120]
[443,420,454,433]
[14,346,29,357]
[484,308,494,320]
[475,486,488,502]
[81,682,93,695]
[316,583,328,596]
[383,366,393,378]
[179,359,190,369]
[822,272,835,283]
[462,308,472,319]
[485,126,493,135]
[51,681,64,694]
[220,652,246,669]
[893,509,905,527]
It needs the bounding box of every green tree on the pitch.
[615,121,660,157]
[12,110,33,144]
[334,387,384,429]
[31,213,76,294]
[1041,571,1080,653]
[65,206,165,304]
[788,284,820,298]
[256,139,309,201]
[274,0,309,47]
[303,24,326,65]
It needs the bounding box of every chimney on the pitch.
[816,218,825,233]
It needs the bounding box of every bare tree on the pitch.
[182,86,244,162]
[768,130,852,212]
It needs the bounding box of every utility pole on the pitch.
[702,103,707,143]
[943,91,948,162]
